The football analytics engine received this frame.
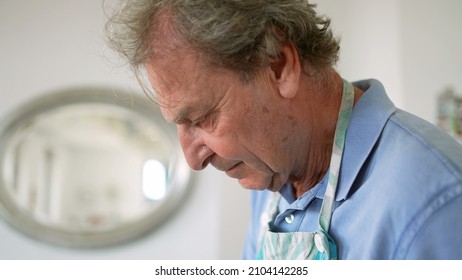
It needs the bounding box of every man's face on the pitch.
[146,49,300,192]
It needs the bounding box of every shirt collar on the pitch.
[334,79,397,201]
[279,174,328,209]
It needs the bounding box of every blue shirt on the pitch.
[242,79,462,259]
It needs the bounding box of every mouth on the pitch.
[224,162,242,178]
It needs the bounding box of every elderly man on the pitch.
[106,0,462,259]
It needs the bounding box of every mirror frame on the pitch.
[0,87,193,248]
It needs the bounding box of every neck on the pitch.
[291,70,346,198]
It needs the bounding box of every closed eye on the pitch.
[190,115,206,127]
[194,111,218,131]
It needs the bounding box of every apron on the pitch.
[256,79,354,260]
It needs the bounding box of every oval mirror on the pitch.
[0,87,191,247]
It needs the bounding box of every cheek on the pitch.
[241,110,294,169]
[203,125,242,158]
[242,108,278,148]
[212,139,241,158]
[206,117,255,161]
[208,85,277,160]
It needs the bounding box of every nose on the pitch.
[177,124,214,170]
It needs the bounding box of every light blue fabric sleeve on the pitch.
[401,193,462,259]
[241,224,256,260]
[241,190,272,259]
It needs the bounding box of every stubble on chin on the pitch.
[237,173,285,193]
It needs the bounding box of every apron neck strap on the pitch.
[318,79,355,232]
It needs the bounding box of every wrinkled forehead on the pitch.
[145,49,209,105]
[144,48,223,125]
[144,33,198,102]
[144,12,237,121]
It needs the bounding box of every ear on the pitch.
[269,41,301,99]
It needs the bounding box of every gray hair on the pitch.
[105,0,340,80]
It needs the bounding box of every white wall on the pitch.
[316,0,404,107]
[0,0,250,259]
[316,0,462,124]
[401,0,462,123]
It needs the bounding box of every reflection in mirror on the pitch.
[0,88,191,247]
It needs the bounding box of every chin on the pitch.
[237,177,278,192]
[237,178,263,190]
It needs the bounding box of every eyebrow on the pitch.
[169,101,211,125]
[171,107,193,124]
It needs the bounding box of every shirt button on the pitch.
[314,233,326,253]
[284,214,295,224]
